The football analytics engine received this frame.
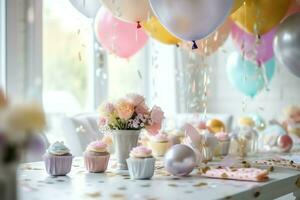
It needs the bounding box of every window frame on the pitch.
[5,0,42,101]
[0,0,6,89]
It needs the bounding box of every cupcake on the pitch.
[84,140,110,173]
[169,129,185,143]
[101,134,114,154]
[148,133,169,157]
[126,146,155,180]
[215,132,230,156]
[43,141,73,176]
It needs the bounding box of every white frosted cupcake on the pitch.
[126,146,155,180]
[148,133,169,157]
[215,132,230,156]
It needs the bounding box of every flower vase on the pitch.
[0,164,18,200]
[112,130,140,170]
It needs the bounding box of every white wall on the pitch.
[207,38,300,122]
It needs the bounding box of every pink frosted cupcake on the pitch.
[43,142,73,176]
[126,146,155,179]
[148,133,169,157]
[215,132,230,156]
[84,140,110,173]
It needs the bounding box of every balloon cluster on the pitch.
[227,0,300,97]
[69,0,300,94]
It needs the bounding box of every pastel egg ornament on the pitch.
[277,135,293,152]
[164,144,196,176]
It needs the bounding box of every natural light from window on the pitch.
[43,0,93,115]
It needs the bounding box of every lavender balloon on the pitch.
[164,144,196,176]
[149,0,233,48]
[231,23,275,63]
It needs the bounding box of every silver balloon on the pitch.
[69,0,101,18]
[274,13,300,78]
[164,144,196,176]
[149,0,233,44]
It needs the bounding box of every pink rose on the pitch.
[135,103,149,115]
[126,93,145,106]
[99,117,107,127]
[104,102,115,113]
[99,102,115,115]
[150,106,164,124]
[116,99,134,120]
[145,123,161,135]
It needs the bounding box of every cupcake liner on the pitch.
[126,157,155,180]
[84,153,110,173]
[218,140,230,156]
[148,141,169,157]
[43,154,73,176]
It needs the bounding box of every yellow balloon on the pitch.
[142,17,181,45]
[206,119,226,133]
[231,0,245,14]
[231,0,292,34]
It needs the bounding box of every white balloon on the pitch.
[149,0,233,44]
[69,0,101,18]
[101,0,152,24]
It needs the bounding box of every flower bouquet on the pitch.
[98,93,164,169]
[0,89,46,200]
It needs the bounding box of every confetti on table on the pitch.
[110,193,126,199]
[85,192,101,198]
[168,183,178,187]
[118,186,127,190]
[193,182,208,187]
[140,183,151,187]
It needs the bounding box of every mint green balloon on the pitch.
[226,52,275,97]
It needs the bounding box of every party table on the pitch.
[18,157,300,200]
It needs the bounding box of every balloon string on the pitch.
[192,41,198,49]
[259,61,270,91]
[137,21,141,29]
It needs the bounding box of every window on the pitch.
[106,48,148,100]
[43,0,150,115]
[43,0,93,115]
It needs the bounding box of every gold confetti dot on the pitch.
[193,182,208,187]
[110,193,126,199]
[85,192,101,198]
[117,186,127,190]
[140,184,151,187]
[168,183,178,187]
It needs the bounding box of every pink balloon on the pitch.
[94,8,148,58]
[231,23,275,63]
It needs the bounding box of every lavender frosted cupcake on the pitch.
[43,142,73,176]
[84,140,110,173]
[126,146,155,180]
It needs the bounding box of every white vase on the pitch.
[111,130,140,170]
